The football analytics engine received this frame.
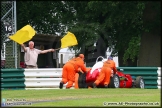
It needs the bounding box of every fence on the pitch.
[1,67,161,90]
[1,68,63,90]
[1,1,18,69]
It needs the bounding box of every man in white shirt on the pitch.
[21,41,55,68]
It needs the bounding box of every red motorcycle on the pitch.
[78,56,145,88]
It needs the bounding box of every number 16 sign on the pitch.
[4,24,12,33]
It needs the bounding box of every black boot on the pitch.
[59,82,63,89]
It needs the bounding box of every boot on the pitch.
[59,82,63,89]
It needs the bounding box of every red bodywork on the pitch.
[117,71,133,88]
[86,68,133,88]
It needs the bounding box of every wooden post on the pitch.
[56,50,59,68]
[60,54,63,68]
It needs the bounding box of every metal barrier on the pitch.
[1,68,25,89]
[1,67,161,89]
[24,68,62,89]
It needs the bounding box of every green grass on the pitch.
[1,88,161,107]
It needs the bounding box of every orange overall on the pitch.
[61,58,76,88]
[61,57,87,88]
[94,60,117,86]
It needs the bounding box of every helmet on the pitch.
[108,56,113,60]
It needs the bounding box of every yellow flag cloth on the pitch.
[61,31,78,48]
[9,25,36,44]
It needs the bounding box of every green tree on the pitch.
[64,1,161,67]
[17,1,68,35]
[63,1,145,66]
[16,1,161,67]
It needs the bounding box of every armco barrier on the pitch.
[1,68,25,90]
[1,67,161,89]
[24,68,62,89]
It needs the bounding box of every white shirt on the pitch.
[24,47,41,66]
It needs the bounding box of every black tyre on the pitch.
[135,76,145,88]
[78,72,88,88]
[108,74,120,88]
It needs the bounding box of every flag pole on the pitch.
[54,45,78,51]
[54,48,62,51]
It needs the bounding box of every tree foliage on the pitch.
[63,1,146,63]
[16,1,160,65]
[17,1,70,35]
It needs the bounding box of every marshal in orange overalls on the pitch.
[59,54,87,89]
[93,57,117,88]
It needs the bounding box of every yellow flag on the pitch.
[9,25,36,44]
[61,31,78,48]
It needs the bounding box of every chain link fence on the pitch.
[1,1,19,69]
